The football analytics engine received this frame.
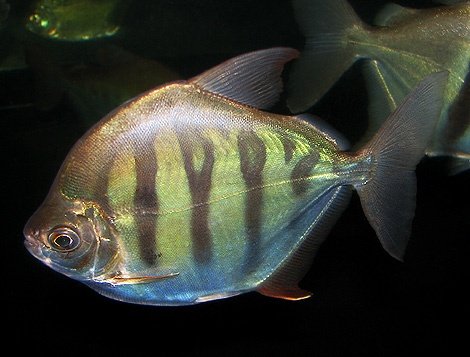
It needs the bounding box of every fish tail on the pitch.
[353,72,448,260]
[287,0,367,113]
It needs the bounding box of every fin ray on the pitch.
[190,47,298,109]
[105,272,179,285]
[355,72,448,260]
[374,3,418,26]
[360,60,411,146]
[258,186,352,300]
[288,0,364,112]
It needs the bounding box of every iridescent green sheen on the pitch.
[26,0,129,41]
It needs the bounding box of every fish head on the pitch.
[23,193,120,282]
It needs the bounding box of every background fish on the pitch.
[26,44,180,127]
[288,0,470,172]
[24,48,447,306]
[26,0,129,40]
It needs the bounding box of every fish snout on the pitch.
[23,224,43,253]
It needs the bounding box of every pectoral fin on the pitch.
[106,272,179,285]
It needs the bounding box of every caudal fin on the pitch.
[355,72,448,260]
[287,0,365,113]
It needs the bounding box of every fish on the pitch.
[25,0,129,41]
[23,47,447,306]
[287,0,470,173]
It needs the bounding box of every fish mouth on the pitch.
[23,226,48,261]
[24,234,46,260]
[23,227,80,279]
[23,233,67,275]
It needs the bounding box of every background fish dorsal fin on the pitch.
[190,47,299,109]
[374,3,418,26]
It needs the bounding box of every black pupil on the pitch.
[54,234,73,249]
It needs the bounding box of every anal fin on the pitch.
[257,285,312,301]
[257,186,352,301]
[195,291,243,304]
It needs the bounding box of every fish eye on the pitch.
[48,227,81,252]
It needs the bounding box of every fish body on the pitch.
[288,0,470,171]
[26,0,129,41]
[24,48,447,306]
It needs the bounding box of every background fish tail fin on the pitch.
[287,0,365,113]
[354,72,448,260]
[357,60,411,147]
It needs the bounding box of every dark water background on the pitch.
[2,0,468,355]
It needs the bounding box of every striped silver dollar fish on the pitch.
[24,48,447,306]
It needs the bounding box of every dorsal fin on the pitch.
[190,47,299,109]
[374,3,419,26]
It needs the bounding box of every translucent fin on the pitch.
[434,68,470,161]
[360,60,411,145]
[355,72,449,260]
[190,47,298,109]
[296,114,350,150]
[105,272,179,285]
[257,286,312,301]
[287,0,365,113]
[374,3,418,26]
[448,157,470,175]
[258,186,352,300]
[195,291,243,304]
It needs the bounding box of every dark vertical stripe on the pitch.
[237,131,267,265]
[280,136,296,163]
[291,151,319,196]
[93,155,117,224]
[133,144,159,266]
[179,133,215,263]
